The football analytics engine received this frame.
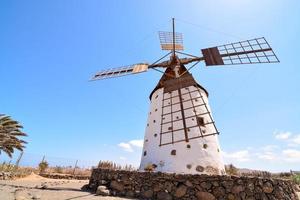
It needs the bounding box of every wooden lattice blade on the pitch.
[91,63,149,81]
[201,37,279,66]
[159,31,184,51]
[161,44,184,51]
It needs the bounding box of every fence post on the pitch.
[73,160,78,176]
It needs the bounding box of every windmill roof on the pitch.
[149,64,209,100]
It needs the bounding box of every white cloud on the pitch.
[129,140,143,148]
[118,142,133,152]
[221,130,300,171]
[118,139,143,152]
[261,145,278,152]
[291,135,300,145]
[255,145,278,161]
[274,131,300,146]
[282,149,300,162]
[222,150,251,162]
[274,131,291,140]
[257,152,276,161]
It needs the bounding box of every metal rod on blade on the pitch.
[172,18,176,58]
[220,48,272,58]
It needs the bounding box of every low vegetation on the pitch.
[0,162,92,179]
[97,160,136,171]
[292,174,300,185]
[0,162,37,178]
[47,166,91,176]
[225,164,273,178]
[38,160,49,174]
[225,164,238,175]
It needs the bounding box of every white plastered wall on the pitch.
[139,85,225,175]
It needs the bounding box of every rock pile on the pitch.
[89,169,299,200]
[0,171,13,180]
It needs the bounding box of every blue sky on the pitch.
[1,0,299,172]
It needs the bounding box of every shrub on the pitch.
[144,163,156,172]
[53,166,63,173]
[225,164,238,175]
[241,170,271,178]
[98,160,122,170]
[292,174,300,185]
[97,160,136,171]
[38,160,49,173]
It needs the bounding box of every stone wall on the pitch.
[89,168,299,200]
[40,173,89,180]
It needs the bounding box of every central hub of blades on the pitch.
[169,54,181,78]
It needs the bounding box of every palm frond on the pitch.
[0,115,27,157]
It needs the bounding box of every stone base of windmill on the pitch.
[88,169,299,200]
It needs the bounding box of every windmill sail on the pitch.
[159,31,184,51]
[201,37,279,66]
[91,63,149,80]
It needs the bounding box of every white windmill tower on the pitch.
[91,18,279,175]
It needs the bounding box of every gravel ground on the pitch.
[0,176,131,200]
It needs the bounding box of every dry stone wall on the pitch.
[89,169,299,200]
[40,173,89,180]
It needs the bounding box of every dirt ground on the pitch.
[0,173,131,200]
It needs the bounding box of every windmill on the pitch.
[91,18,279,175]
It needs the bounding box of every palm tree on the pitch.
[0,114,27,157]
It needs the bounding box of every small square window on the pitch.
[197,117,205,127]
[171,150,176,155]
[144,151,147,156]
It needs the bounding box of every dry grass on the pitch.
[0,162,91,178]
[1,160,137,179]
[97,160,136,171]
[1,162,37,177]
[46,166,91,176]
